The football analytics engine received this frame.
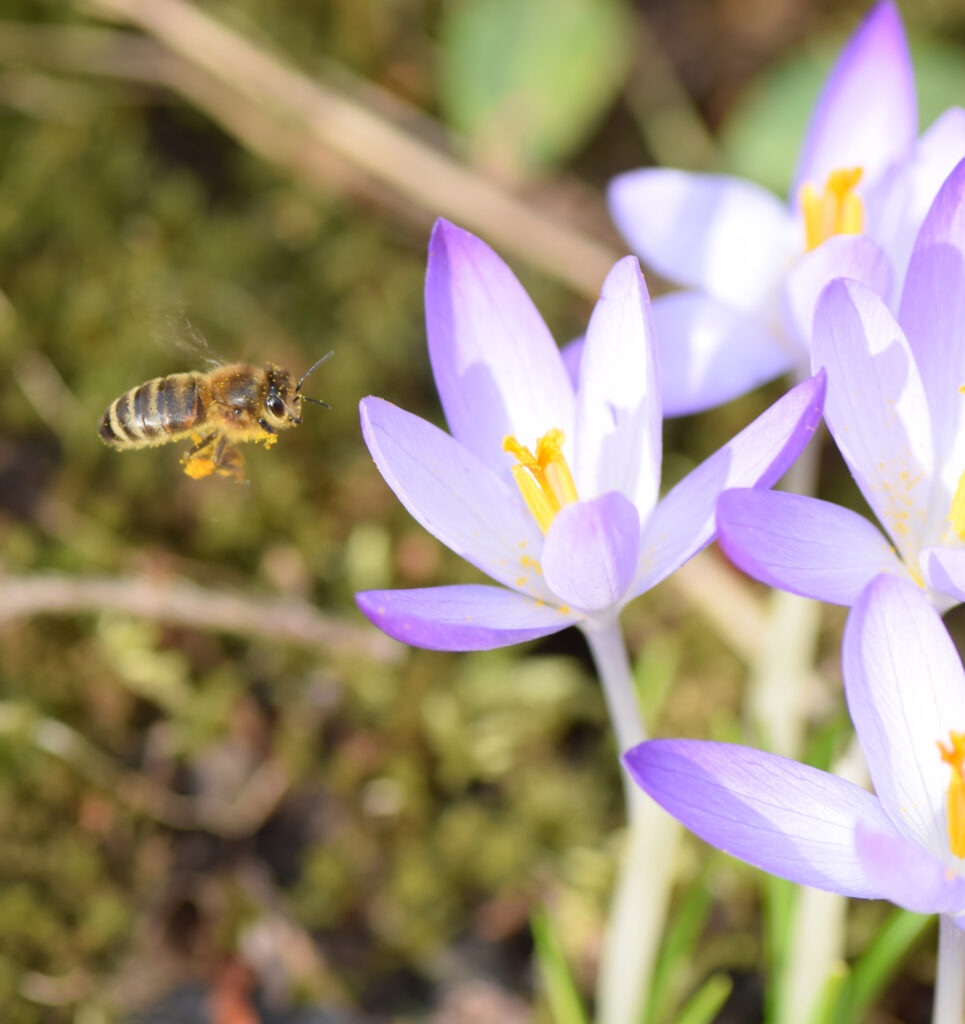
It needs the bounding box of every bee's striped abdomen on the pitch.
[99,372,204,449]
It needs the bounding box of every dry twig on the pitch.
[80,0,620,298]
[0,571,401,662]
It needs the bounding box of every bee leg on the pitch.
[181,431,219,480]
[256,418,278,450]
[213,436,247,483]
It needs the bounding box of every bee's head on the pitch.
[261,354,331,433]
[262,366,301,429]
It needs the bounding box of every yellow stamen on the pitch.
[798,167,865,251]
[938,731,965,859]
[503,428,579,533]
[949,468,965,541]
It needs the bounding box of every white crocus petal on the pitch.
[573,256,661,521]
[867,107,965,289]
[652,292,793,417]
[541,492,640,613]
[855,825,965,914]
[424,219,575,478]
[844,576,965,857]
[920,547,965,610]
[607,169,798,311]
[898,156,965,518]
[812,278,934,562]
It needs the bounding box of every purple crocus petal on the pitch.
[626,739,892,897]
[633,371,826,595]
[424,219,574,475]
[716,488,909,605]
[360,397,552,598]
[652,292,794,417]
[812,278,933,558]
[541,492,640,612]
[573,257,661,518]
[561,335,584,391]
[355,585,580,651]
[793,2,915,196]
[783,235,892,347]
[855,825,965,914]
[920,546,965,604]
[866,107,965,286]
[899,157,965,497]
[607,169,797,310]
[843,576,965,857]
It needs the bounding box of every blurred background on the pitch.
[1,1,965,1021]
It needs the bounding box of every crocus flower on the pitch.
[608,1,965,415]
[355,220,825,651]
[625,574,965,920]
[717,157,965,609]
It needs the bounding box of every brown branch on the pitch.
[0,571,401,662]
[79,0,621,299]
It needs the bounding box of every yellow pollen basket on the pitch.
[503,428,579,533]
[799,167,864,252]
[938,730,965,859]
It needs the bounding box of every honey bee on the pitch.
[99,353,331,481]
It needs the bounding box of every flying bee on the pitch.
[99,353,332,481]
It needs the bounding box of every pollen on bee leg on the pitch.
[182,453,217,479]
[938,730,965,858]
[503,428,579,533]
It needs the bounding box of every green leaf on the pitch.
[642,872,712,1024]
[633,633,680,733]
[829,909,932,1024]
[806,962,848,1024]
[762,875,796,1024]
[674,973,733,1024]
[531,908,590,1024]
[438,0,633,175]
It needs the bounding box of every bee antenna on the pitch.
[302,396,331,410]
[297,351,334,390]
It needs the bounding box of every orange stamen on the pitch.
[799,167,865,251]
[503,428,579,533]
[938,730,965,858]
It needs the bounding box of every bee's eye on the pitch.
[266,395,285,418]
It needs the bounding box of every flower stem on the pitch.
[744,428,845,1024]
[582,617,680,1024]
[934,915,965,1024]
[583,615,646,753]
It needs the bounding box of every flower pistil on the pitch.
[799,167,864,251]
[938,730,965,858]
[503,428,578,533]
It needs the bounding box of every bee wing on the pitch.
[163,313,223,368]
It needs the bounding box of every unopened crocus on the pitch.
[608,1,965,414]
[717,157,965,609]
[355,219,825,662]
[626,576,965,1019]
